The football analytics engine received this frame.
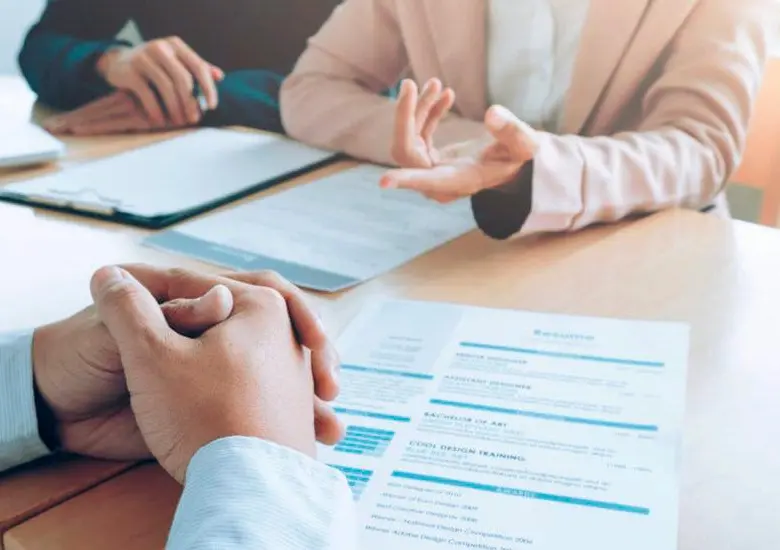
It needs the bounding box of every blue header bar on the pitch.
[391,471,650,515]
[460,342,664,368]
[430,399,658,432]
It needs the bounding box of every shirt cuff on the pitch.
[0,332,50,472]
[200,70,284,132]
[471,160,535,240]
[168,436,357,550]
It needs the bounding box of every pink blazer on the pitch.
[281,0,775,236]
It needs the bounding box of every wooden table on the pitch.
[1,79,779,550]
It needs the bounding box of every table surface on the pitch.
[1,76,779,550]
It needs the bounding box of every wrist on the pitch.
[170,403,316,482]
[95,47,126,81]
[31,325,63,451]
[209,408,317,459]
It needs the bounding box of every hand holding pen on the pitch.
[96,36,223,126]
[46,36,222,136]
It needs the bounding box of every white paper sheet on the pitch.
[1,129,333,216]
[320,299,689,549]
[0,123,64,168]
[146,165,477,291]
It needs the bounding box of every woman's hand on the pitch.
[382,78,539,203]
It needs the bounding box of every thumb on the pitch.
[90,266,175,355]
[484,105,539,162]
[162,284,234,337]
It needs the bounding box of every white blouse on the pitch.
[487,0,591,133]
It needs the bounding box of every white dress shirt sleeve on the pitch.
[1,330,358,548]
[0,331,50,472]
[167,436,359,550]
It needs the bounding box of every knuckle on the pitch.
[168,267,194,285]
[254,286,288,313]
[102,278,139,306]
[257,269,286,288]
[147,40,167,55]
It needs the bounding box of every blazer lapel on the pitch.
[562,0,651,134]
[422,0,487,120]
[589,0,699,132]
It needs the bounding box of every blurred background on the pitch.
[0,1,141,74]
[1,0,778,225]
[1,2,42,74]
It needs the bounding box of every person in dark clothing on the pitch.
[18,0,342,134]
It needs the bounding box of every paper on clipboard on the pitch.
[0,128,335,221]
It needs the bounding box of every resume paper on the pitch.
[321,299,689,549]
[145,165,477,291]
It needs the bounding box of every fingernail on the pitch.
[95,266,129,290]
[380,176,397,189]
[211,284,233,313]
[486,108,506,129]
[108,266,128,281]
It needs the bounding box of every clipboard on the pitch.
[0,128,336,228]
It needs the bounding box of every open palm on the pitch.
[381,78,538,203]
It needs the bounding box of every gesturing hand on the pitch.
[96,36,223,128]
[381,78,539,203]
[91,266,322,483]
[389,78,455,169]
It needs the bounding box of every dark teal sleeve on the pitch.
[17,0,131,110]
[201,70,284,133]
[471,161,535,240]
[201,72,400,134]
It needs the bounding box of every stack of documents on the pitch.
[146,165,477,291]
[0,122,64,168]
[0,129,334,227]
[323,300,689,549]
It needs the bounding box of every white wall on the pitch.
[0,0,45,74]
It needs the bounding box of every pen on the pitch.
[193,82,209,113]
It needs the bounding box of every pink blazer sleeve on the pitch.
[279,0,484,166]
[518,0,774,235]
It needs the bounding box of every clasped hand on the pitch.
[380,78,540,201]
[34,265,341,482]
